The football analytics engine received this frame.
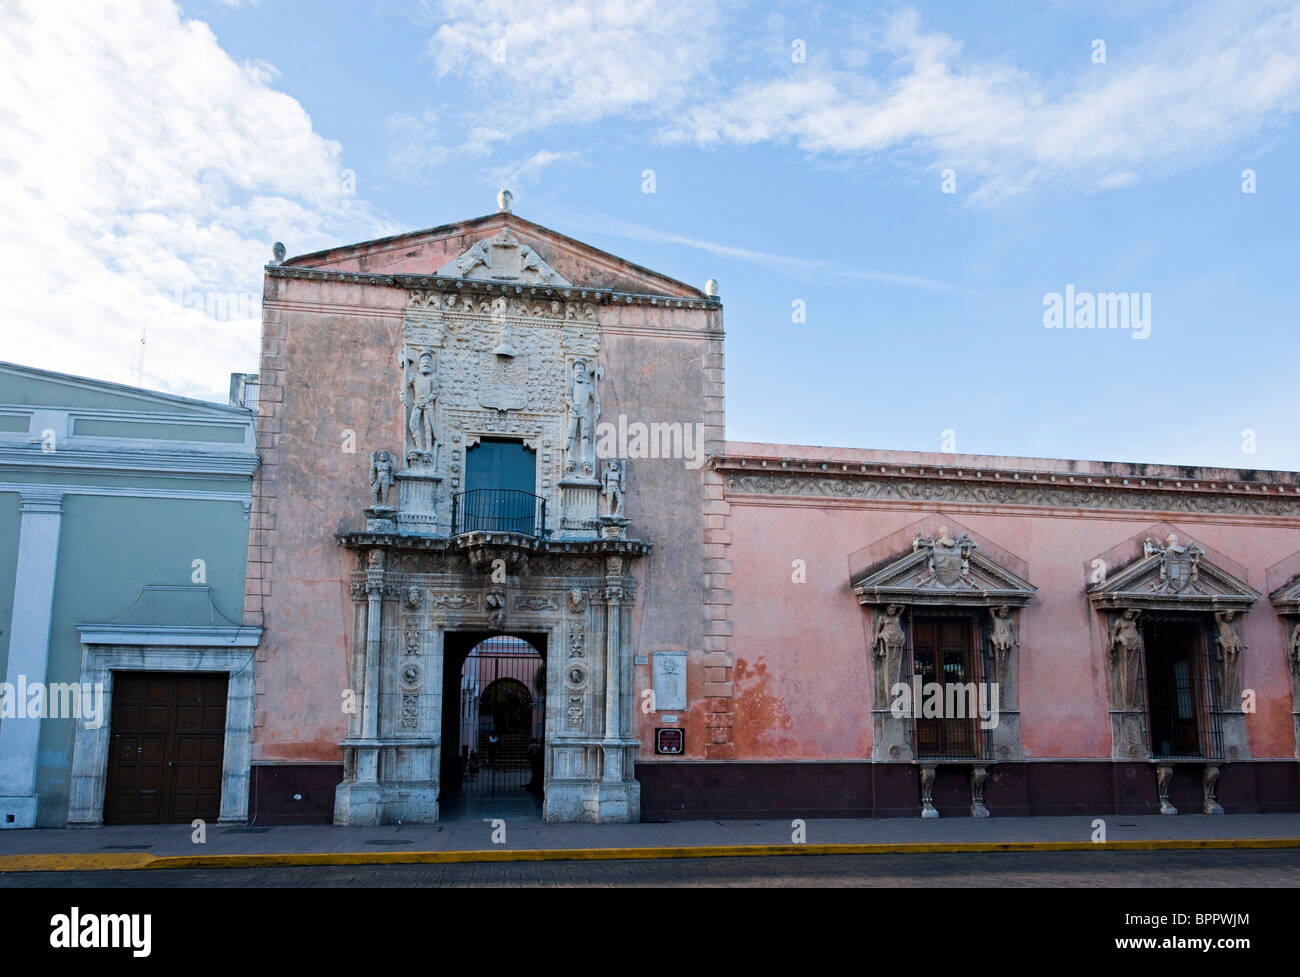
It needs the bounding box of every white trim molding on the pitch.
[66,633,260,827]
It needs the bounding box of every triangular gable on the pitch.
[852,526,1037,607]
[281,212,707,298]
[1089,531,1259,611]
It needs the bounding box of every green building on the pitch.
[0,361,258,828]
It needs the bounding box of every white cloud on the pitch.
[0,0,396,401]
[489,149,583,188]
[665,3,1300,203]
[418,0,724,157]
[562,211,956,293]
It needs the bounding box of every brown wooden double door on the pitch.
[911,616,980,759]
[104,672,228,824]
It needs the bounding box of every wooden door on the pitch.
[911,617,978,759]
[104,672,228,824]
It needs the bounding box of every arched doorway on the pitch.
[440,632,546,819]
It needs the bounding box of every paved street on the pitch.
[3,849,1298,887]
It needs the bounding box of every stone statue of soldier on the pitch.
[566,359,601,476]
[403,350,438,464]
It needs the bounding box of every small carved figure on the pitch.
[601,458,627,517]
[405,586,423,610]
[486,589,507,631]
[403,350,438,462]
[1289,621,1300,674]
[1214,610,1245,702]
[369,449,396,506]
[1109,608,1144,710]
[873,604,906,693]
[567,588,586,614]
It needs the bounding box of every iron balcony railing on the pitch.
[451,489,548,538]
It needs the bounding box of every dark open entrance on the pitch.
[1142,616,1223,759]
[440,631,546,820]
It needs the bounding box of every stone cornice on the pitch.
[265,264,723,311]
[0,443,260,479]
[714,455,1300,518]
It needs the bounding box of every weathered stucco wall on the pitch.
[718,440,1300,762]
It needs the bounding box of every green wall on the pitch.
[34,494,251,825]
[0,492,21,723]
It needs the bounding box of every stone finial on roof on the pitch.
[271,242,286,265]
[705,278,719,297]
[497,188,514,213]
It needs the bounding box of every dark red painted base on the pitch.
[636,760,1300,820]
[249,763,343,824]
[246,759,1300,823]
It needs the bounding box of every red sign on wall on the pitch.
[656,728,684,755]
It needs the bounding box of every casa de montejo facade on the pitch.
[3,195,1300,828]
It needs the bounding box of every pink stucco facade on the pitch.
[244,210,1300,821]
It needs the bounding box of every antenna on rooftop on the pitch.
[131,323,146,387]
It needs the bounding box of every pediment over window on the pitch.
[1270,571,1300,616]
[851,527,1036,607]
[1088,532,1259,612]
[436,229,571,285]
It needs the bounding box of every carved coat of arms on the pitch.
[1144,533,1202,593]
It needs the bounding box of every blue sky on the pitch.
[2,0,1297,469]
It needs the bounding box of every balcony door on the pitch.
[463,438,537,533]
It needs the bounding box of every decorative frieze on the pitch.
[722,470,1300,518]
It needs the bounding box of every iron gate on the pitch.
[457,637,546,796]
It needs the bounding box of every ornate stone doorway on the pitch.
[440,632,546,819]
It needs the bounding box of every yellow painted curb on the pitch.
[1,837,1298,873]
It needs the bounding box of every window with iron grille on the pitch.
[908,611,993,761]
[1142,615,1224,760]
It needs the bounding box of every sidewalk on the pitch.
[3,813,1300,872]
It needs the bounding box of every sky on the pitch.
[1,0,1297,470]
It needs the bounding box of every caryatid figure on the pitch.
[1214,610,1246,704]
[1109,608,1143,710]
[566,359,601,472]
[873,604,906,695]
[989,605,1017,687]
[404,350,438,460]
